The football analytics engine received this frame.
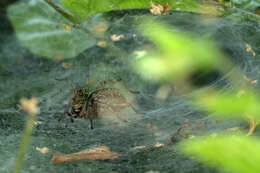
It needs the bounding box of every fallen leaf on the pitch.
[110,34,125,41]
[36,147,50,154]
[62,62,72,69]
[133,146,146,150]
[97,41,107,47]
[64,24,71,31]
[154,142,164,148]
[33,121,42,126]
[245,43,256,56]
[149,1,170,15]
[51,146,122,163]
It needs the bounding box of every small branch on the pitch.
[44,0,80,24]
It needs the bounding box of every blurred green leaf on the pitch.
[62,0,205,22]
[8,0,96,59]
[135,20,227,82]
[196,89,260,120]
[179,135,260,173]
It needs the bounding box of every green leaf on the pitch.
[135,20,227,82]
[62,0,203,22]
[195,89,260,120]
[179,135,260,173]
[8,0,96,59]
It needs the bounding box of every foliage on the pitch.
[135,19,227,83]
[179,135,260,173]
[137,19,260,173]
[8,0,96,59]
[196,89,260,120]
[62,0,201,22]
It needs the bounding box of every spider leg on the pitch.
[96,77,122,89]
[97,77,140,94]
[127,103,139,113]
[79,99,88,118]
[41,89,73,105]
[90,119,94,129]
[58,99,73,121]
[55,77,81,88]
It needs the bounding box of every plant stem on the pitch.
[44,0,80,24]
[12,115,36,173]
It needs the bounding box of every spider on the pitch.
[56,76,139,129]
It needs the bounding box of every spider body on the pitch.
[60,77,138,129]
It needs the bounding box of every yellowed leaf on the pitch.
[133,146,146,150]
[36,147,50,154]
[64,24,71,31]
[97,41,107,47]
[110,34,125,41]
[149,1,170,15]
[154,142,164,148]
[245,43,256,56]
[62,62,72,69]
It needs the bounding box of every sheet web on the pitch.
[1,4,260,173]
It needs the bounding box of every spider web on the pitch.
[1,1,260,172]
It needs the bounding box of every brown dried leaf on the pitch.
[51,146,122,163]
